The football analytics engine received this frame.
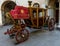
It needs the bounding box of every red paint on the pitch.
[10,6,29,19]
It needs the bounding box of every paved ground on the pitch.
[0,25,60,46]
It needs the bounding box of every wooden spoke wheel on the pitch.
[8,28,16,39]
[48,18,55,31]
[15,29,29,43]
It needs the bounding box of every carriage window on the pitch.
[33,10,37,18]
[39,11,45,17]
[39,12,42,17]
[33,12,36,18]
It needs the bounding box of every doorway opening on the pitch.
[1,1,16,25]
[55,0,59,25]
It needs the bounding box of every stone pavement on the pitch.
[0,25,60,46]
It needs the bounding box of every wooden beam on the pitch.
[48,0,55,6]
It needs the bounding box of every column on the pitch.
[0,0,4,26]
[58,2,60,27]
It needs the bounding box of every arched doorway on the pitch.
[1,1,16,25]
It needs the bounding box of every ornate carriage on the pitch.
[4,5,55,44]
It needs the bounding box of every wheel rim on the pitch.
[48,18,55,31]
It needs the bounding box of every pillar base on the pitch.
[56,24,60,30]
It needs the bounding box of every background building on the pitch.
[0,0,60,27]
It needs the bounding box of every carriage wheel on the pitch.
[48,18,55,31]
[15,29,29,44]
[8,28,15,39]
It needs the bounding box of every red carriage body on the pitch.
[10,6,29,19]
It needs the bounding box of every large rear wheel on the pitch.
[48,18,55,31]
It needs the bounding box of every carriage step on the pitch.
[9,34,15,39]
[10,34,15,37]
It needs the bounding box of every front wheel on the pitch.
[15,29,29,43]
